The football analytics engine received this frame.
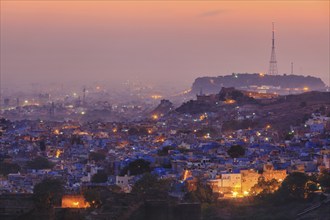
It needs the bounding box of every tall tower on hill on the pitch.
[268,22,278,75]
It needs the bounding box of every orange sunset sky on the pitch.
[1,1,329,89]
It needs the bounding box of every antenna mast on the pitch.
[268,22,278,75]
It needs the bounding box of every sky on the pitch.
[1,0,329,91]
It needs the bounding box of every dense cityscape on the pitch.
[0,79,330,219]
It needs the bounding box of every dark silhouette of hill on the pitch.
[191,73,325,94]
[175,88,330,134]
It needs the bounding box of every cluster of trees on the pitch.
[0,161,20,176]
[70,135,83,145]
[227,145,245,158]
[90,158,153,183]
[157,146,174,156]
[128,127,148,136]
[27,156,54,170]
[251,171,330,203]
[284,131,295,141]
[83,186,121,209]
[39,140,47,151]
[89,151,106,162]
[33,178,64,209]
[222,119,258,132]
[132,173,173,199]
[185,179,217,204]
[250,177,280,196]
[318,172,330,191]
[218,90,244,101]
[91,171,108,183]
[121,159,151,176]
[278,172,314,200]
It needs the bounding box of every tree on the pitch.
[121,159,151,176]
[89,152,106,162]
[251,177,280,197]
[128,127,139,136]
[27,156,54,170]
[83,188,102,208]
[83,185,122,209]
[277,172,309,200]
[70,135,82,145]
[185,179,216,203]
[91,171,108,183]
[128,127,148,136]
[284,131,294,141]
[319,173,330,192]
[0,162,20,176]
[227,145,245,158]
[39,140,46,151]
[132,173,172,199]
[33,178,64,209]
[157,146,174,156]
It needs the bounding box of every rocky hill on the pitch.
[176,87,257,114]
[191,73,326,95]
[175,88,330,133]
[150,99,174,116]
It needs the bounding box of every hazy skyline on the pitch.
[1,1,329,90]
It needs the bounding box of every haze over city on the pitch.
[1,0,329,92]
[0,1,330,220]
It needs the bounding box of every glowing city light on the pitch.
[183,170,190,181]
[225,99,236,104]
[61,195,90,208]
[199,114,206,121]
[55,149,61,158]
[182,89,191,94]
[151,95,162,100]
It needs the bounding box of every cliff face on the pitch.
[191,73,326,94]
